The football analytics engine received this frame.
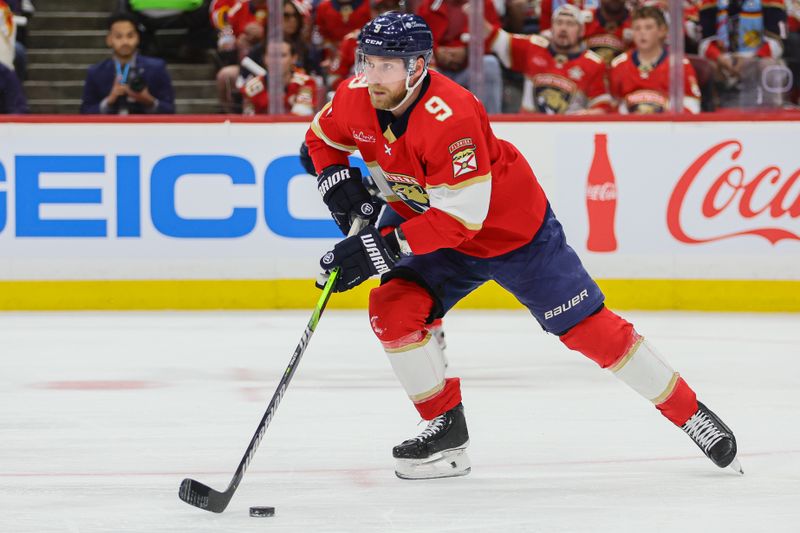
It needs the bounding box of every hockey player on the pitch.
[609,5,702,113]
[306,12,741,480]
[485,4,611,114]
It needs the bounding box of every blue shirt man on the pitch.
[0,61,27,113]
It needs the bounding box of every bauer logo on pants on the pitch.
[544,289,589,320]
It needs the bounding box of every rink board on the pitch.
[0,116,797,311]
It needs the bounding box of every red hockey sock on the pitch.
[655,377,698,426]
[414,377,462,420]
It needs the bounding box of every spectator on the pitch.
[493,0,533,34]
[787,0,800,104]
[315,0,372,49]
[210,0,268,63]
[282,0,314,73]
[1,0,15,71]
[583,0,633,64]
[698,0,789,108]
[486,4,610,114]
[327,0,401,91]
[211,0,269,113]
[239,39,317,114]
[416,0,504,114]
[80,12,175,114]
[0,60,26,113]
[126,0,215,59]
[609,5,701,113]
[539,0,588,36]
[4,0,32,78]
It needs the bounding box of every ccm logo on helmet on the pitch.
[363,38,383,45]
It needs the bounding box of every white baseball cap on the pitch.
[552,4,586,32]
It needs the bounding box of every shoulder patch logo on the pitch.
[448,138,478,178]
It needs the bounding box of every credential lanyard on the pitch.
[115,60,131,83]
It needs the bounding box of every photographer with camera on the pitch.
[81,12,175,114]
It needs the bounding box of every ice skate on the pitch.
[393,403,470,480]
[682,402,743,475]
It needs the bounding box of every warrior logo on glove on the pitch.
[316,165,380,235]
[318,226,402,292]
[360,233,392,275]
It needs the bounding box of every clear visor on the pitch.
[355,51,413,84]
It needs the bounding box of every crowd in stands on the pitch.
[0,0,799,114]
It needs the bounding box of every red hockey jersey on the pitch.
[305,71,548,257]
[488,30,610,113]
[240,68,318,115]
[315,0,372,45]
[609,50,701,114]
[583,8,633,64]
[209,0,267,36]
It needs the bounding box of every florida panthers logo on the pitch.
[625,90,667,114]
[535,87,571,115]
[385,172,429,213]
[448,138,478,178]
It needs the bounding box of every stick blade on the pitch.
[179,478,232,513]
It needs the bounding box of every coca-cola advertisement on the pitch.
[516,122,800,281]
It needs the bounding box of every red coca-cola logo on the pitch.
[586,182,617,201]
[667,140,800,244]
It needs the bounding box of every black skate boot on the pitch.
[393,403,470,480]
[682,401,743,474]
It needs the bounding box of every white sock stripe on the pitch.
[611,339,678,404]
[385,334,447,401]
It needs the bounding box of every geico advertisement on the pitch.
[0,123,356,280]
[524,121,800,280]
[0,121,798,281]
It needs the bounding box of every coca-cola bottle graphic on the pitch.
[586,133,618,252]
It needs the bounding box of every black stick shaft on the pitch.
[179,218,366,512]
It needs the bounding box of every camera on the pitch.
[127,68,148,93]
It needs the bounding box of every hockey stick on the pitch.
[179,218,367,513]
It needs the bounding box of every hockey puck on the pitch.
[249,506,275,517]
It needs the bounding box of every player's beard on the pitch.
[368,83,408,110]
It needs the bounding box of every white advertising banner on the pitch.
[494,121,799,280]
[0,120,797,281]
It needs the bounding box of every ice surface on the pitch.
[1,310,798,532]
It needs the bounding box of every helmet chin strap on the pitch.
[387,67,428,113]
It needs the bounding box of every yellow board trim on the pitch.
[0,279,798,311]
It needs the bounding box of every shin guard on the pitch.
[369,279,461,419]
[561,307,698,426]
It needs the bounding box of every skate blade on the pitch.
[395,448,471,480]
[728,457,744,475]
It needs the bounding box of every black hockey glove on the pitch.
[317,165,379,234]
[318,226,403,292]
[298,141,316,176]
